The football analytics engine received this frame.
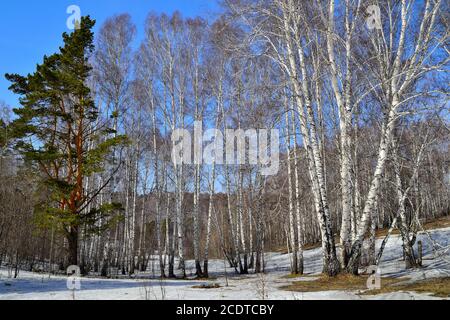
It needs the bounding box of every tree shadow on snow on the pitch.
[0,277,206,296]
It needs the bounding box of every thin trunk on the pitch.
[285,101,298,274]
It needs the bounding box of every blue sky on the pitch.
[0,0,219,108]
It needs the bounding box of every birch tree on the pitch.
[346,0,448,273]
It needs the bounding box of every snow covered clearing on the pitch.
[1,227,449,300]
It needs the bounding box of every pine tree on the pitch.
[5,16,126,269]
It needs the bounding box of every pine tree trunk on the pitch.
[68,228,78,267]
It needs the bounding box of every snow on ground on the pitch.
[1,227,449,300]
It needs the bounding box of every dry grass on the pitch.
[376,215,450,238]
[281,273,450,298]
[281,273,317,279]
[193,276,218,281]
[362,277,450,298]
[281,274,403,292]
[421,216,450,231]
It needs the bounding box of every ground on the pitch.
[1,227,449,300]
